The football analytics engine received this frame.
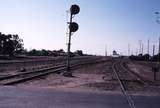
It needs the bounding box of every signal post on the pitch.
[64,4,80,77]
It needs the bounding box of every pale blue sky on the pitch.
[0,0,160,55]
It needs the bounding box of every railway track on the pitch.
[112,60,148,108]
[0,57,104,85]
[0,65,66,85]
[122,61,154,85]
[0,56,96,72]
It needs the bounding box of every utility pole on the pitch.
[147,39,150,55]
[147,39,150,61]
[135,49,138,56]
[153,44,155,56]
[158,37,160,58]
[128,44,130,56]
[139,40,142,54]
[152,11,160,81]
[105,45,107,56]
[142,43,144,55]
[155,12,160,63]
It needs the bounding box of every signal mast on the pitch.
[64,4,80,77]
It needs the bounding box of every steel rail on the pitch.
[0,57,99,81]
[121,62,150,85]
[2,67,66,85]
[112,62,136,108]
[0,65,65,81]
[0,58,104,85]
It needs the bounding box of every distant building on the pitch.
[112,50,119,57]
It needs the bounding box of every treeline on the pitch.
[22,49,84,57]
[0,32,84,58]
[129,53,160,62]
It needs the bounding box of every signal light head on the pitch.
[69,22,79,32]
[70,4,80,15]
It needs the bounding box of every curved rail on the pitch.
[121,62,152,85]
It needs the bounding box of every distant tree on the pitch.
[75,50,83,56]
[41,49,49,56]
[27,49,38,56]
[143,54,150,60]
[0,33,24,56]
[69,52,75,57]
[138,53,143,57]
[57,49,65,53]
[20,48,28,55]
[151,53,160,62]
[27,49,51,56]
[129,54,151,61]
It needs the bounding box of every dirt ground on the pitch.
[127,61,160,83]
[0,57,159,95]
[0,56,90,77]
[126,60,160,95]
[17,61,121,91]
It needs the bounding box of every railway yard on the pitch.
[0,56,160,95]
[1,1,160,107]
[0,56,160,108]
